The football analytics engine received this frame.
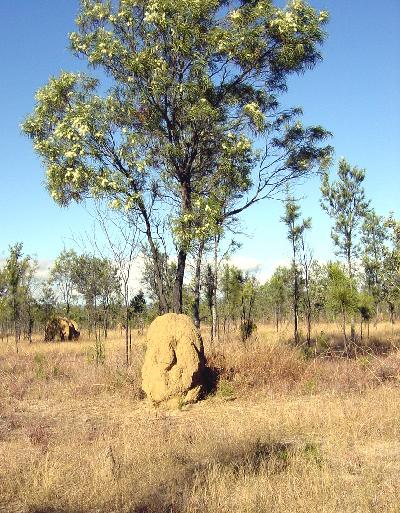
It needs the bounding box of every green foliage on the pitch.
[303,442,323,466]
[220,264,258,340]
[50,249,78,314]
[37,281,57,324]
[264,266,292,321]
[282,195,311,248]
[1,243,37,346]
[361,210,387,300]
[321,158,369,276]
[308,262,328,316]
[325,262,358,317]
[281,194,311,342]
[220,264,244,324]
[381,216,400,317]
[71,254,120,308]
[22,0,332,314]
[130,290,146,315]
[358,292,375,322]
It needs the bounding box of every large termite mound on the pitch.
[141,313,205,407]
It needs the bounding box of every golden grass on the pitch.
[1,324,400,512]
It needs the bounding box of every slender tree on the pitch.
[321,158,369,342]
[321,159,369,277]
[325,262,358,353]
[357,292,375,340]
[361,210,387,322]
[192,239,206,329]
[299,223,314,346]
[2,243,33,353]
[71,254,120,349]
[92,204,141,365]
[38,281,57,326]
[281,195,311,344]
[50,249,78,315]
[265,266,291,332]
[220,264,243,333]
[382,216,400,326]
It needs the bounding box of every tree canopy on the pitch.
[22,0,332,313]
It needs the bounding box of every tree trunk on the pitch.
[389,303,395,325]
[125,307,129,367]
[303,258,312,347]
[172,178,192,314]
[306,310,311,347]
[139,201,168,314]
[13,296,19,354]
[129,324,132,359]
[350,317,355,344]
[103,307,108,339]
[374,303,379,328]
[193,240,205,329]
[211,235,219,343]
[342,308,348,355]
[14,319,19,355]
[172,249,187,314]
[293,266,299,345]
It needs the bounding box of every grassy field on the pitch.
[1,322,400,512]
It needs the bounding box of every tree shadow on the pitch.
[129,440,297,513]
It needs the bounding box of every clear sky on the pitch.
[1,0,399,280]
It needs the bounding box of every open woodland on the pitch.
[1,0,400,511]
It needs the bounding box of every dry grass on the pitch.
[1,324,400,512]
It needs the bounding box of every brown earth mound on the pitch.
[141,313,205,408]
[45,317,80,342]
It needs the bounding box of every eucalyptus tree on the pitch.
[50,249,78,315]
[361,210,387,317]
[220,264,244,332]
[308,261,328,321]
[382,216,400,325]
[321,158,369,343]
[321,158,369,278]
[325,262,358,352]
[141,247,176,312]
[92,203,141,364]
[219,263,257,340]
[0,270,9,341]
[357,291,375,340]
[265,266,292,332]
[2,243,34,352]
[281,195,310,344]
[71,254,120,339]
[38,281,57,325]
[23,0,332,314]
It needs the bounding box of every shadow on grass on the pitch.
[131,440,302,513]
[26,438,320,513]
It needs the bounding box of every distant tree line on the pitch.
[0,247,146,354]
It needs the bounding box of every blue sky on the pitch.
[1,0,399,279]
